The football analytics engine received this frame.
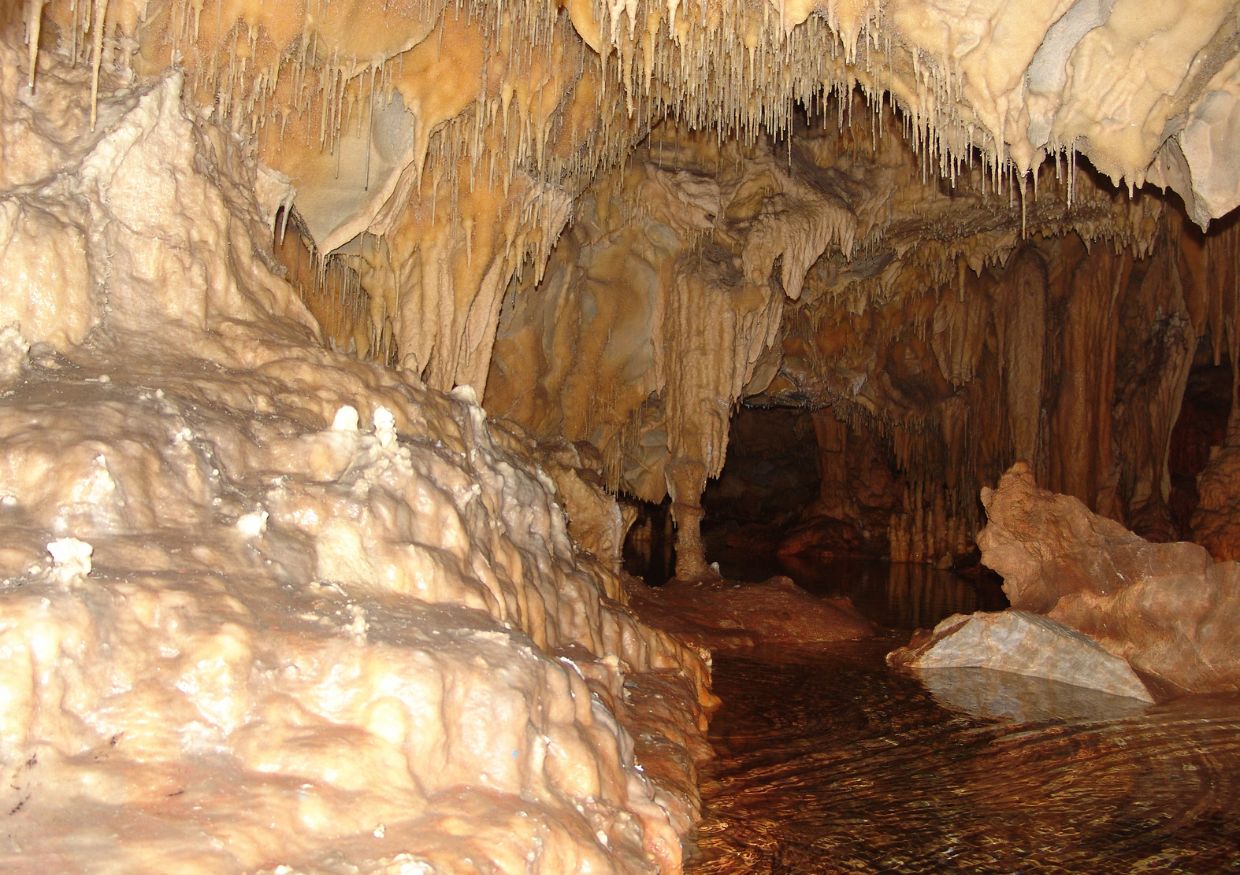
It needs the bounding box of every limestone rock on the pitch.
[628,574,874,652]
[1191,444,1240,561]
[977,462,1240,694]
[888,610,1154,703]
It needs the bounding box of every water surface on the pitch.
[688,561,1240,873]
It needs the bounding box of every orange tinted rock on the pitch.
[627,574,873,652]
[977,463,1240,694]
[1191,445,1240,561]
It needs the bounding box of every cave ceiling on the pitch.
[11,0,1240,571]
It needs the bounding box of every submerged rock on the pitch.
[915,666,1152,723]
[888,610,1154,703]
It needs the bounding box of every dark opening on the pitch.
[1168,339,1233,537]
[701,405,821,569]
[622,498,676,585]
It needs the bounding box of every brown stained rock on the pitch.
[976,462,1240,694]
[1192,444,1240,561]
[777,516,880,560]
[626,574,873,653]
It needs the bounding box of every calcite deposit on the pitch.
[0,42,710,872]
[7,0,1240,864]
[976,463,1240,695]
[488,100,1240,575]
[888,610,1154,702]
[10,0,1237,578]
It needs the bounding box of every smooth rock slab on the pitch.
[888,610,1154,703]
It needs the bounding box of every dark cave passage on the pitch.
[701,406,825,560]
[623,497,678,585]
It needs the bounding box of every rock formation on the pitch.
[889,610,1155,702]
[977,462,1240,695]
[8,0,1238,578]
[488,101,1240,574]
[0,43,711,871]
[6,0,1240,868]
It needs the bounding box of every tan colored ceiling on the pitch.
[13,0,1240,574]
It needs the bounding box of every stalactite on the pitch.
[23,0,1240,574]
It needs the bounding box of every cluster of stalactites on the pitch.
[19,0,641,222]
[571,0,1206,218]
[18,0,667,395]
[782,203,1240,563]
[572,0,1012,188]
[19,0,1166,249]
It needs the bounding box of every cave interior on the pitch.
[3,0,1240,871]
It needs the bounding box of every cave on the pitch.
[702,405,825,562]
[3,1,1240,871]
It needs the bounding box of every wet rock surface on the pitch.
[627,574,874,652]
[888,610,1154,702]
[978,462,1240,694]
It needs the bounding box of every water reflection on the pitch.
[722,556,1008,630]
[916,667,1151,723]
[689,562,1240,873]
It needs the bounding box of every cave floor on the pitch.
[686,562,1240,873]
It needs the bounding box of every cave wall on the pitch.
[487,107,1240,569]
[485,124,855,576]
[483,95,1240,568]
[798,214,1240,562]
[16,0,1240,577]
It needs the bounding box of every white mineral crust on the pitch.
[0,38,708,874]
